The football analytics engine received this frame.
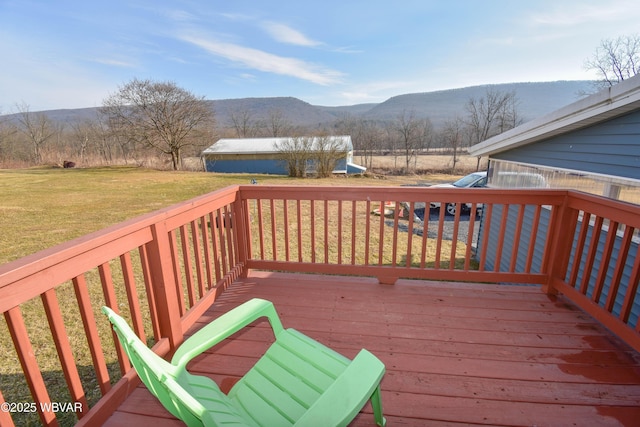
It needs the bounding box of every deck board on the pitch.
[104,271,640,426]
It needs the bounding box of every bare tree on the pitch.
[465,88,519,145]
[274,135,347,177]
[229,107,259,137]
[420,119,434,154]
[584,34,640,88]
[354,119,384,169]
[0,113,17,164]
[274,136,314,177]
[332,113,357,144]
[392,110,426,173]
[441,116,464,173]
[101,78,215,170]
[69,119,96,165]
[93,117,119,164]
[265,108,294,137]
[383,122,401,169]
[465,88,520,171]
[15,103,58,164]
[313,135,348,178]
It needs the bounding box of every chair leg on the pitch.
[370,385,386,427]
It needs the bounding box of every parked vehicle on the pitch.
[404,171,548,217]
[429,171,487,215]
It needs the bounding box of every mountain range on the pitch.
[5,81,595,131]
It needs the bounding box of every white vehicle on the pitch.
[428,171,487,215]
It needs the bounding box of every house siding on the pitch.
[492,110,640,181]
[204,155,352,175]
[204,158,286,174]
[477,205,639,328]
[476,205,550,277]
[566,224,640,328]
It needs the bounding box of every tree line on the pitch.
[0,80,216,170]
[216,86,520,176]
[0,84,520,173]
[1,34,636,172]
[333,86,521,174]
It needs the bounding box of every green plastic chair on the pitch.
[102,298,386,426]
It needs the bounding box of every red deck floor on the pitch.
[103,271,640,426]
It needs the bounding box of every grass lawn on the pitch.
[0,167,278,264]
[0,166,463,426]
[0,166,458,264]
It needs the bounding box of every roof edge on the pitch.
[468,75,640,157]
[201,135,353,155]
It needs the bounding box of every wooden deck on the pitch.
[104,271,640,427]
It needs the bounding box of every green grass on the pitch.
[0,166,458,264]
[0,167,283,264]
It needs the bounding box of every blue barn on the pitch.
[201,136,366,175]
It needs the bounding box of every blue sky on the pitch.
[1,0,639,112]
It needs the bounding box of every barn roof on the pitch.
[202,136,353,155]
[468,74,640,157]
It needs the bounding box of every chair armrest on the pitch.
[171,298,284,369]
[294,349,386,427]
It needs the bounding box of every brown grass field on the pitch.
[364,153,487,174]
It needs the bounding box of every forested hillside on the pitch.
[0,80,594,169]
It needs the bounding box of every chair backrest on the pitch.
[102,307,209,426]
[103,304,385,427]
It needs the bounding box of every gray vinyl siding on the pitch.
[492,110,640,181]
[476,205,550,276]
[477,205,639,328]
[566,224,640,328]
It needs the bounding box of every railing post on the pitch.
[146,221,183,350]
[233,188,251,278]
[542,193,578,295]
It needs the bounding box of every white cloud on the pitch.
[162,9,197,23]
[529,1,639,27]
[261,22,322,47]
[179,33,343,85]
[91,57,138,68]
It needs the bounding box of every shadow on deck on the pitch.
[105,271,640,427]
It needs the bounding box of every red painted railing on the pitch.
[0,185,638,426]
[0,185,245,426]
[237,186,568,284]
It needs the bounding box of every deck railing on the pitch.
[0,185,638,426]
[0,185,245,426]
[238,186,567,284]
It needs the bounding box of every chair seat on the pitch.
[179,373,255,426]
[103,299,386,427]
[229,329,350,426]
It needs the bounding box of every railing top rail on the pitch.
[237,185,571,204]
[566,189,640,228]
